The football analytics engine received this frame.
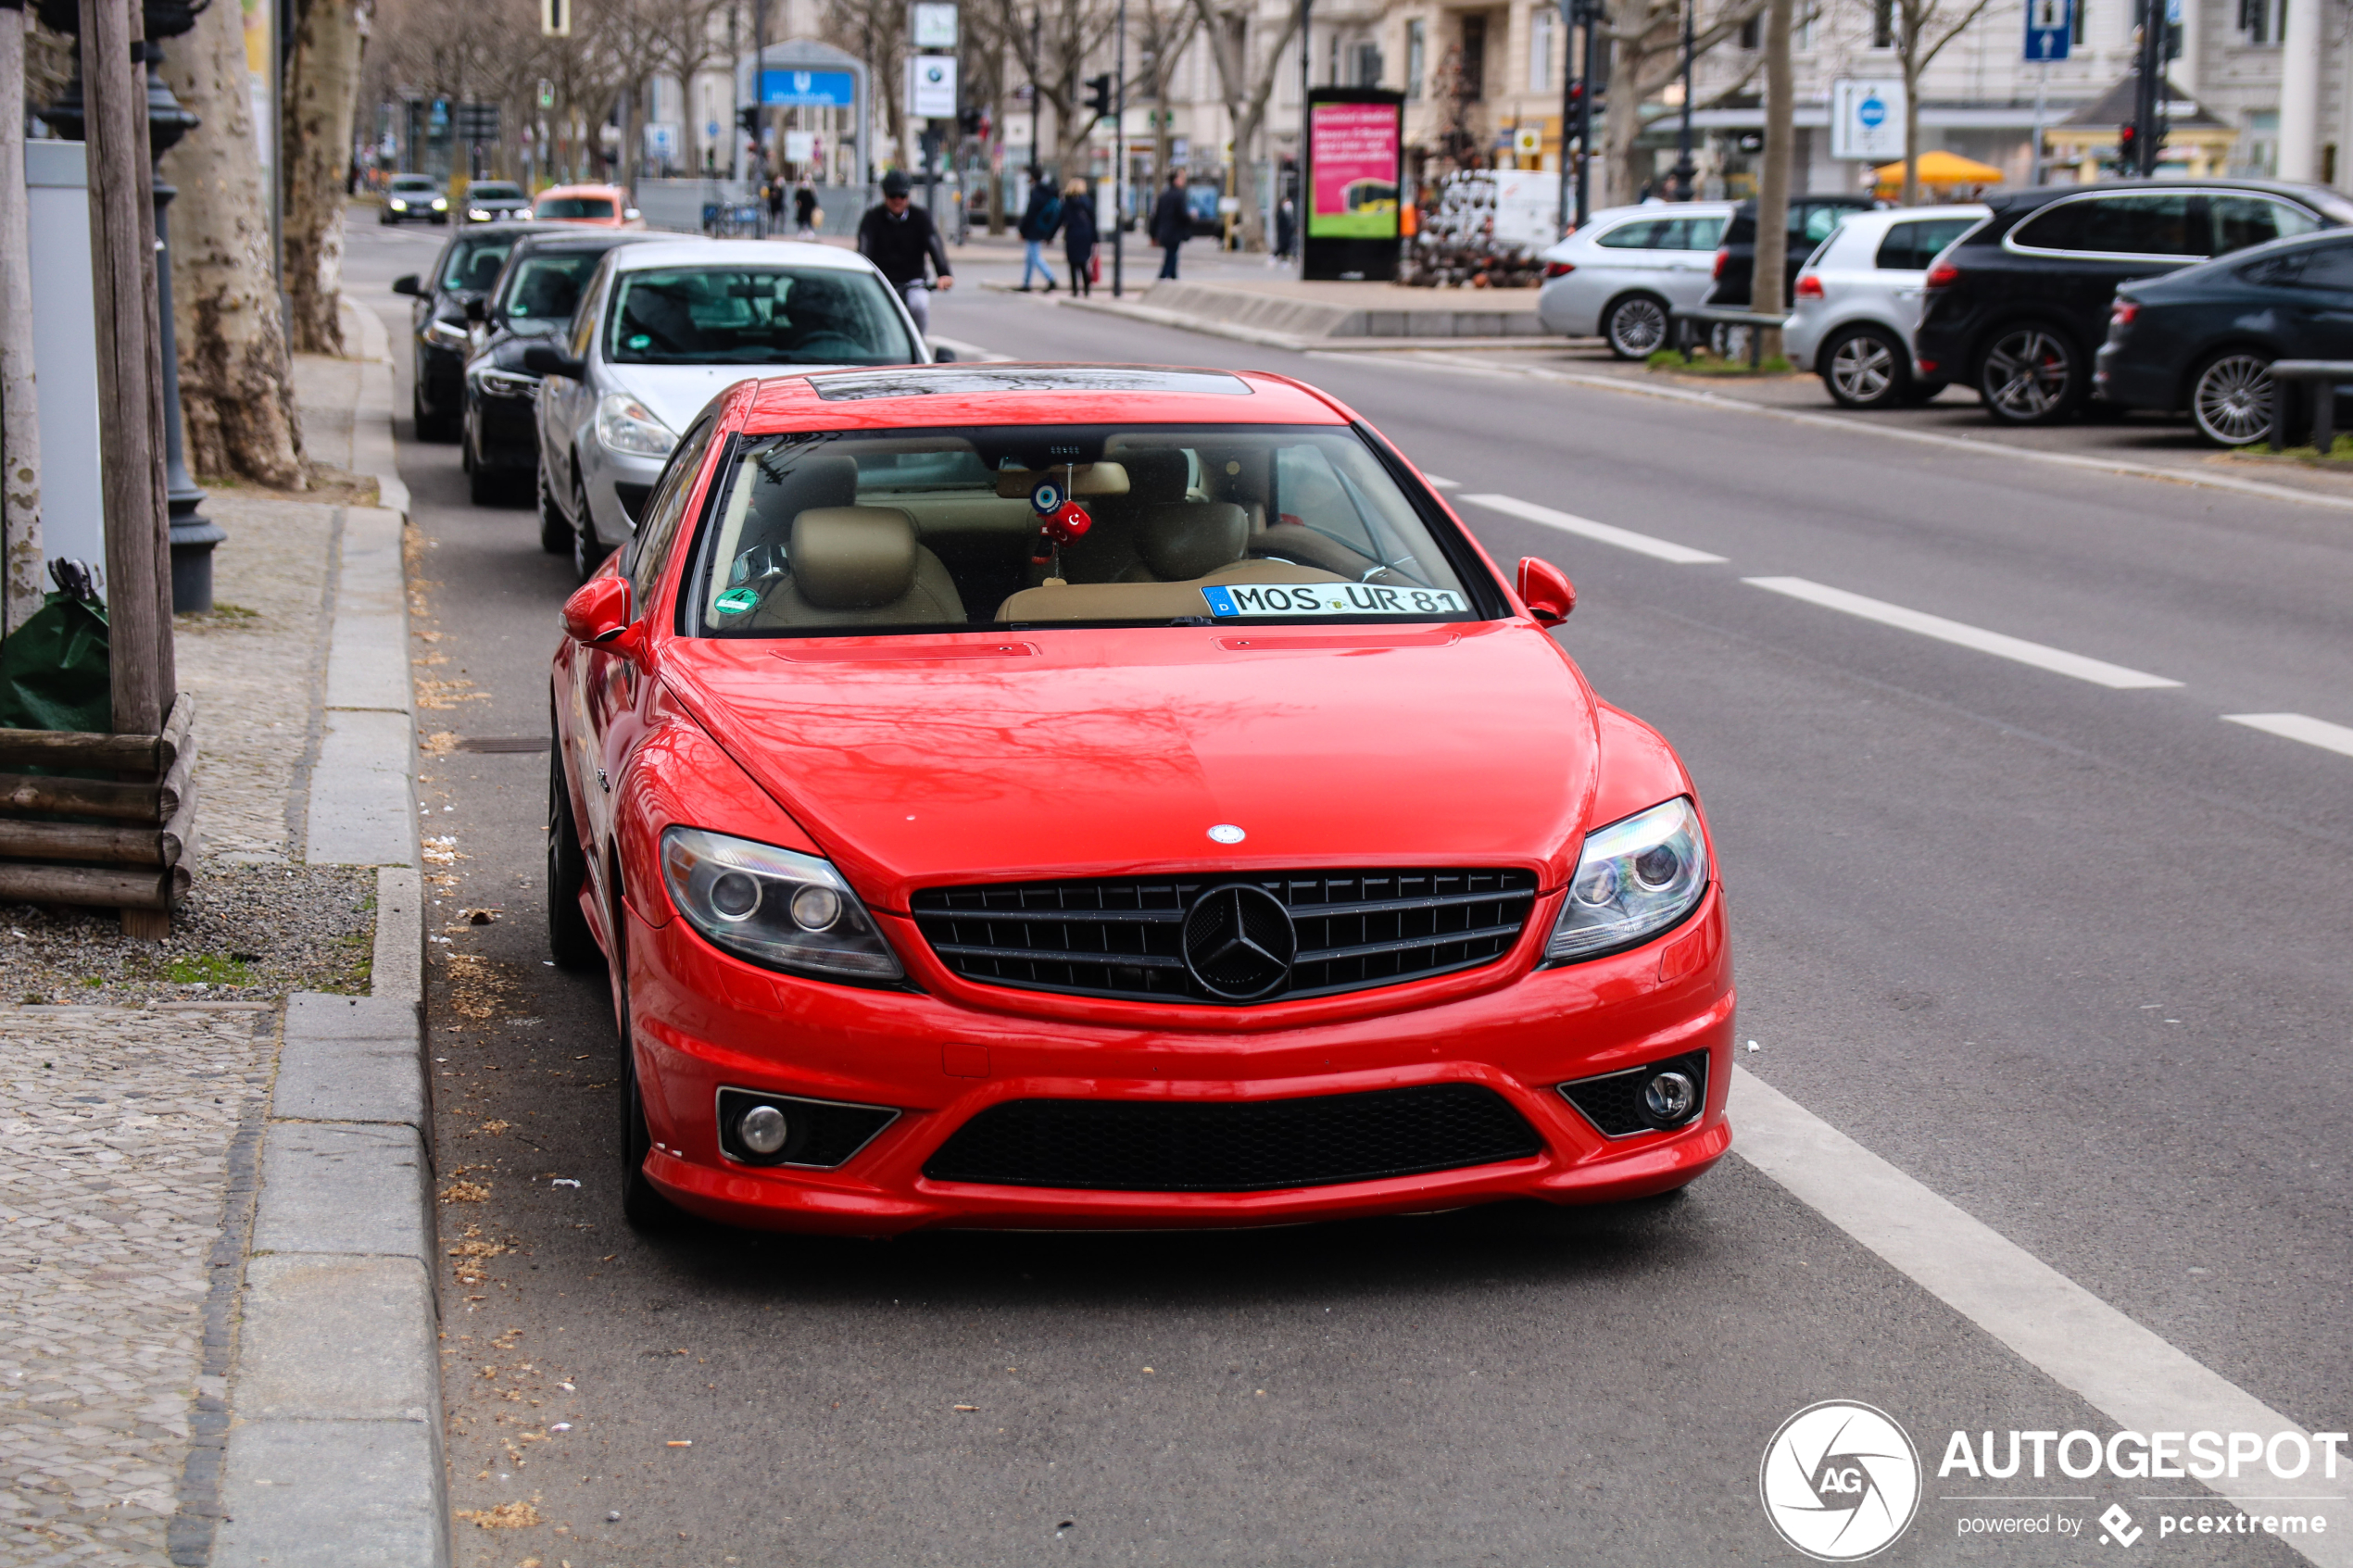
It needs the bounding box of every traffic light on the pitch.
[1084,73,1113,121]
[2116,122,2137,163]
[737,107,760,140]
[959,106,983,136]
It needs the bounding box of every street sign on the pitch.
[910,1,958,48]
[1828,77,1906,159]
[784,130,815,164]
[1513,125,1543,159]
[453,102,500,143]
[536,79,554,109]
[905,55,956,119]
[540,0,568,38]
[2026,0,2071,60]
[761,69,856,107]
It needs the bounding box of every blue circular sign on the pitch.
[1858,95,1887,129]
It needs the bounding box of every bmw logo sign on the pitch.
[1030,481,1063,516]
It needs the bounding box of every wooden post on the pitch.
[79,0,178,937]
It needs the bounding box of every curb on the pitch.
[988,279,1575,355]
[209,295,445,1566]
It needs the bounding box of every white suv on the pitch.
[1783,204,1987,408]
[1536,203,1738,358]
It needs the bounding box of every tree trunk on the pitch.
[1899,17,1920,206]
[284,0,361,356]
[1,0,47,634]
[157,0,305,487]
[1752,0,1793,356]
[1606,73,1644,207]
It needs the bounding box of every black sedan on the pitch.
[459,181,533,224]
[1703,194,1878,307]
[391,221,558,442]
[2095,229,2353,446]
[459,228,669,510]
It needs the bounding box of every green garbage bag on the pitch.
[0,589,111,734]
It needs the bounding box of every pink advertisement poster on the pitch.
[1309,103,1401,237]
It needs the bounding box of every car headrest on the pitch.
[790,507,919,608]
[745,456,860,551]
[1135,501,1248,582]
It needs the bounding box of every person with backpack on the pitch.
[1056,178,1099,296]
[1016,169,1062,292]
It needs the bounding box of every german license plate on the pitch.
[1201,583,1468,618]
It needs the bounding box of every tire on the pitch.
[1820,327,1911,410]
[612,922,684,1233]
[2189,350,2275,447]
[546,740,601,972]
[1977,325,2082,425]
[538,463,572,554]
[1602,295,1671,360]
[572,469,610,583]
[467,454,501,506]
[412,377,458,443]
[1906,379,1951,405]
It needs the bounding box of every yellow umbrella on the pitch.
[1873,149,2007,189]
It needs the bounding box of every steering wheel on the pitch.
[1246,523,1380,579]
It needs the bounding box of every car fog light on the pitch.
[738,1103,789,1156]
[1643,1071,1697,1124]
[788,885,842,931]
[710,871,761,921]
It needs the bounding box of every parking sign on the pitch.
[1829,78,1906,159]
[2026,0,2071,60]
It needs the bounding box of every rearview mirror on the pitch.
[522,345,588,381]
[462,296,487,321]
[1516,558,1576,626]
[392,273,423,297]
[560,576,634,647]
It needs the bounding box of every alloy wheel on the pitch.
[2191,353,2274,446]
[1980,329,2076,422]
[1606,297,1670,359]
[1826,332,1903,409]
[537,466,570,554]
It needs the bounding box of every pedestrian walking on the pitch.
[1151,169,1190,281]
[1016,169,1062,293]
[1057,178,1099,297]
[1274,194,1297,260]
[857,169,955,338]
[794,180,820,237]
[764,178,786,235]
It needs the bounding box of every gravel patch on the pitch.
[0,865,375,1006]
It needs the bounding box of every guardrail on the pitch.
[2266,359,2353,453]
[1671,305,1796,370]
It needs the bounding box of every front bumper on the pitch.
[579,439,670,547]
[623,885,1736,1235]
[469,383,541,469]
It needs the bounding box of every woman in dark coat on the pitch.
[1057,179,1100,296]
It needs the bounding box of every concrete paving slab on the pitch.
[234,1255,438,1422]
[284,992,419,1039]
[307,708,418,866]
[271,1027,425,1129]
[325,507,413,713]
[212,1420,448,1568]
[250,1122,431,1261]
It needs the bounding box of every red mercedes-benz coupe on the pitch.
[547,364,1732,1234]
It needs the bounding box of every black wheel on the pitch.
[538,464,572,555]
[1977,325,2082,425]
[467,456,501,506]
[1906,379,1951,405]
[412,378,458,443]
[1602,295,1671,360]
[1820,327,1911,410]
[612,924,685,1233]
[546,740,601,972]
[2189,351,2274,446]
[571,470,610,583]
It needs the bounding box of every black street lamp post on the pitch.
[1670,0,1696,197]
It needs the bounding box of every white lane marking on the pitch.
[1733,1065,2353,1567]
[2224,712,2353,759]
[1743,575,2183,689]
[1460,493,1729,565]
[1422,474,1462,489]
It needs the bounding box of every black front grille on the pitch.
[909,868,1539,1004]
[922,1084,1543,1192]
[1557,1051,1710,1138]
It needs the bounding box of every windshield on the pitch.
[441,235,516,293]
[470,182,522,200]
[391,177,434,193]
[679,423,1489,637]
[607,267,916,367]
[537,194,615,219]
[497,251,603,320]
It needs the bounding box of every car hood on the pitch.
[657,622,1600,908]
[603,364,774,436]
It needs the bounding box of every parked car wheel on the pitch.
[1978,326,2082,425]
[1906,380,1951,405]
[1603,295,1671,360]
[412,377,458,443]
[1821,327,1911,410]
[2189,350,2275,447]
[546,741,600,972]
[613,929,684,1233]
[538,464,572,555]
[572,469,610,583]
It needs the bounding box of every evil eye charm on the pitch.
[1030,481,1063,516]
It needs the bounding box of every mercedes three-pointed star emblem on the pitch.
[1181,884,1297,1001]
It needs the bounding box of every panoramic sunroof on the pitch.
[810,367,1253,401]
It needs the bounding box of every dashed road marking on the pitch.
[1743,575,2183,689]
[1421,474,1461,489]
[2222,712,2353,759]
[1460,493,1729,565]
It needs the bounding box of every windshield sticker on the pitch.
[627,333,652,350]
[713,586,761,615]
[1202,583,1468,618]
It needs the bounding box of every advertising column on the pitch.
[1302,88,1404,282]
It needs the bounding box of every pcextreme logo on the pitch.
[1760,1400,1925,1562]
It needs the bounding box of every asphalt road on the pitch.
[342,219,2349,1568]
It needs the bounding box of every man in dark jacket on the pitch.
[1151,169,1190,280]
[856,170,954,337]
[1015,169,1060,292]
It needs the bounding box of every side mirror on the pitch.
[522,345,587,381]
[560,576,634,647]
[1516,558,1576,626]
[392,273,423,297]
[930,344,957,363]
[623,207,642,222]
[462,295,487,321]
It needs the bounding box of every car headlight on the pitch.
[1545,797,1709,963]
[431,195,448,210]
[467,207,492,220]
[422,317,470,350]
[472,367,538,398]
[596,392,675,458]
[660,826,903,981]
[389,198,408,210]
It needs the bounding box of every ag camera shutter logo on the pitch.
[1760,1400,1922,1561]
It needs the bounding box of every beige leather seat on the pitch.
[742,507,967,629]
[994,499,1345,622]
